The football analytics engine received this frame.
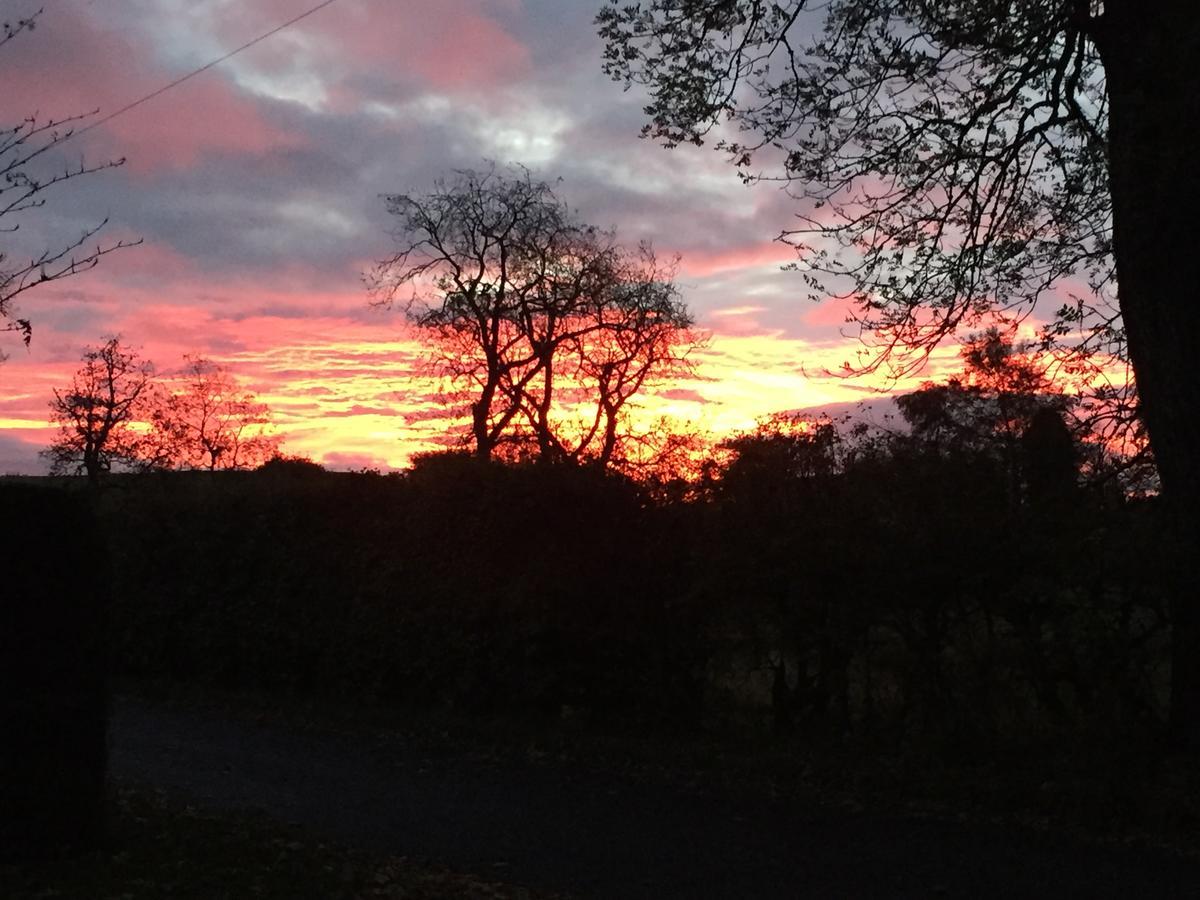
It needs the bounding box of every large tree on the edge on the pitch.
[598,2,1200,745]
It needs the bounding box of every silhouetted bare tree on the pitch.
[144,357,280,470]
[42,337,154,487]
[370,165,697,467]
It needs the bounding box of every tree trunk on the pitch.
[471,397,492,459]
[536,350,556,462]
[472,373,498,459]
[84,448,100,490]
[1099,7,1200,749]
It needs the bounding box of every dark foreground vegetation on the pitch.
[0,786,556,900]
[102,446,1168,754]
[5,330,1195,877]
[99,693,1200,898]
[5,0,1200,892]
[94,377,1172,762]
[65,383,1191,842]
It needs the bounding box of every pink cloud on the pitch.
[335,2,529,90]
[680,243,796,278]
[319,451,392,471]
[6,6,302,174]
[400,406,459,424]
[99,78,303,173]
[224,0,533,105]
[404,12,531,90]
[655,388,708,404]
[803,296,860,327]
[705,313,776,339]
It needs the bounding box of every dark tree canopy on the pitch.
[897,328,1066,455]
[894,327,1088,509]
[600,1,1200,745]
[599,0,1113,374]
[370,166,698,469]
[716,411,842,494]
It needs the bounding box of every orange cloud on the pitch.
[3,291,1116,476]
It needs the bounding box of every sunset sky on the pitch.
[0,0,968,473]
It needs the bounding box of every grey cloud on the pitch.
[0,431,47,476]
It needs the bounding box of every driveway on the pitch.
[110,696,1200,898]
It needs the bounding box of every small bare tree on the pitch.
[42,337,154,487]
[144,357,280,470]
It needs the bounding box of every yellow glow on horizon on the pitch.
[223,328,965,469]
[0,418,53,430]
[8,310,1129,475]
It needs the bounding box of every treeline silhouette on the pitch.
[108,458,702,728]
[7,329,1166,861]
[97,380,1169,754]
[44,338,280,486]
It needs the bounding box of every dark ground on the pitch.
[109,695,1200,899]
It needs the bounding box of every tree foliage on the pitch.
[596,0,1149,479]
[898,328,1064,449]
[598,0,1114,373]
[370,166,699,468]
[895,327,1086,510]
[714,411,842,496]
[42,345,281,477]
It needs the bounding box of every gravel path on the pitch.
[110,696,1200,899]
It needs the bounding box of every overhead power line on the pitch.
[71,0,343,143]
